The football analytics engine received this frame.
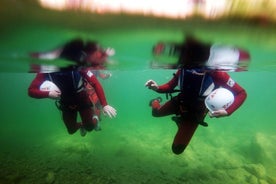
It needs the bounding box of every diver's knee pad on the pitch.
[172,144,187,155]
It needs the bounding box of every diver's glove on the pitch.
[145,80,159,91]
[103,105,117,118]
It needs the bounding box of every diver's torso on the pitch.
[178,68,214,98]
[46,70,84,104]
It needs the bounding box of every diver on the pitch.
[28,38,116,136]
[145,35,247,155]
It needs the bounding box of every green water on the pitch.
[1,2,276,184]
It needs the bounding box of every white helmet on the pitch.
[205,88,234,112]
[40,80,61,93]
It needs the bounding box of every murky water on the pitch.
[0,2,276,184]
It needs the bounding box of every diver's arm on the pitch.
[81,69,108,106]
[81,69,117,118]
[225,83,247,115]
[28,73,50,98]
[211,71,247,116]
[156,70,179,93]
[145,70,179,93]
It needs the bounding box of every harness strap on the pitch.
[166,89,180,100]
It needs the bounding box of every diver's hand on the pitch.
[48,90,61,100]
[99,71,112,79]
[105,47,115,56]
[208,109,228,118]
[103,105,117,118]
[145,80,159,91]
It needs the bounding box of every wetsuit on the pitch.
[28,68,108,134]
[151,68,247,154]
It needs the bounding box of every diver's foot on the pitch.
[93,116,102,131]
[79,126,87,137]
[198,121,208,127]
[149,97,162,106]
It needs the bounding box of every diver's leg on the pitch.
[171,101,207,155]
[78,91,98,132]
[79,108,95,132]
[171,120,199,155]
[62,110,80,134]
[151,99,177,117]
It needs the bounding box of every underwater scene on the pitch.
[0,1,276,184]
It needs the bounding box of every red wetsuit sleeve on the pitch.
[211,71,247,115]
[156,70,180,93]
[81,69,108,107]
[28,73,50,98]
